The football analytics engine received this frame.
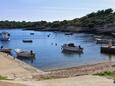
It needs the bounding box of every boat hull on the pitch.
[0,48,11,54]
[16,52,35,59]
[101,46,115,54]
[62,45,83,53]
[22,40,32,43]
[0,32,10,41]
[96,39,109,44]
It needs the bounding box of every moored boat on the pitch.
[0,48,11,54]
[100,40,115,54]
[0,32,10,41]
[94,35,102,38]
[15,49,35,59]
[62,43,83,53]
[101,46,115,54]
[65,32,73,35]
[22,39,32,43]
[111,33,115,37]
[96,38,109,44]
[30,33,34,35]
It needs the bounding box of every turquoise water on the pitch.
[0,29,114,71]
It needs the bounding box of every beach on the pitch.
[0,52,115,80]
[1,75,115,86]
[0,52,44,81]
[0,52,115,86]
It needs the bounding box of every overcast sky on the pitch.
[0,0,115,21]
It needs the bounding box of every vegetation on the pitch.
[40,76,60,80]
[0,75,7,80]
[79,8,115,28]
[0,8,115,30]
[94,71,115,78]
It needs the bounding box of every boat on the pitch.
[22,39,32,43]
[65,32,73,35]
[30,33,34,35]
[0,32,10,41]
[0,48,11,54]
[96,38,109,44]
[100,40,115,54]
[15,49,35,58]
[111,33,115,37]
[93,35,103,39]
[101,46,115,54]
[62,43,83,53]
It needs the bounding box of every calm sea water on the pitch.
[0,29,115,71]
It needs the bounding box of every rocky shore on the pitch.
[30,24,115,35]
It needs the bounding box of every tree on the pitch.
[104,8,113,14]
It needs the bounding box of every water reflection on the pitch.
[101,53,115,62]
[17,57,35,64]
[62,50,82,58]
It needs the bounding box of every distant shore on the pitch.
[0,25,114,36]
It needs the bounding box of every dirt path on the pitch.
[0,81,28,86]
[2,75,115,86]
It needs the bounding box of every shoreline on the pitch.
[0,52,115,81]
[0,27,113,35]
[34,61,115,80]
[0,52,44,81]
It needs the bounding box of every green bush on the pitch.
[94,71,115,77]
[0,75,7,80]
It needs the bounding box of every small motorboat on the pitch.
[0,32,10,41]
[100,40,115,54]
[101,45,115,54]
[111,33,115,37]
[30,33,34,35]
[15,49,35,59]
[62,43,83,53]
[22,39,32,43]
[0,48,11,54]
[65,32,73,35]
[96,38,109,44]
[94,35,102,38]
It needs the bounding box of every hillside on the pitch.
[0,8,115,34]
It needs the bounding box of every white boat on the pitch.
[62,43,83,53]
[15,49,35,58]
[0,32,10,41]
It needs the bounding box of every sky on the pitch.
[0,0,115,21]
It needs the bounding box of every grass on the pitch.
[94,71,115,78]
[0,75,7,80]
[40,76,61,80]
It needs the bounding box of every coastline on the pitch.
[0,52,115,81]
[34,61,115,80]
[0,52,44,81]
